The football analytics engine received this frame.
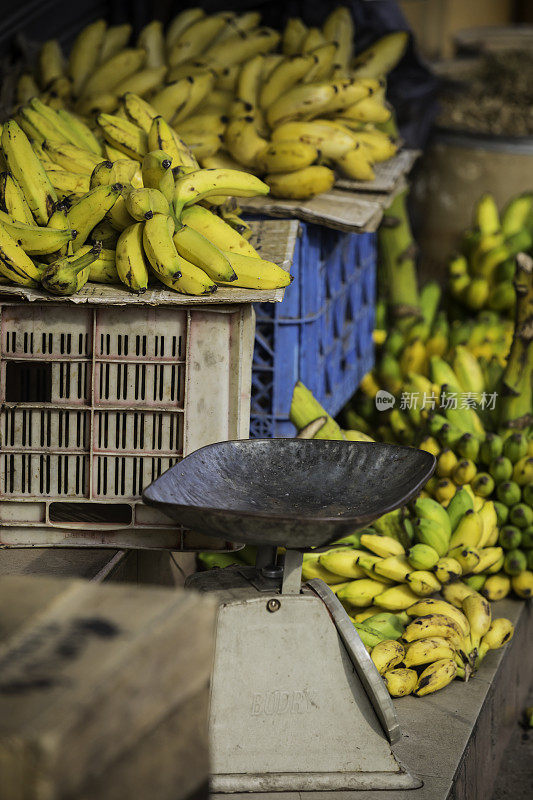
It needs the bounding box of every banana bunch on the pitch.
[0,95,296,296]
[14,7,407,201]
[373,592,514,698]
[448,192,533,315]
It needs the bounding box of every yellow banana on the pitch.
[266,165,334,199]
[97,113,148,161]
[166,9,206,52]
[448,510,483,550]
[335,146,376,181]
[272,119,356,159]
[151,78,191,120]
[336,578,386,607]
[413,658,457,696]
[173,224,235,282]
[266,82,336,128]
[481,574,511,602]
[219,251,292,290]
[124,187,170,221]
[318,549,366,579]
[383,668,417,697]
[462,593,491,650]
[115,222,149,293]
[142,212,184,287]
[441,582,478,608]
[38,39,64,89]
[67,184,121,250]
[56,109,103,155]
[373,555,413,583]
[360,533,405,558]
[403,614,464,649]
[202,28,280,71]
[99,23,132,64]
[148,115,198,169]
[323,6,354,72]
[42,140,102,175]
[0,210,75,255]
[224,117,268,167]
[79,48,146,99]
[137,20,165,69]
[370,639,405,675]
[236,54,265,109]
[404,637,456,668]
[173,168,269,217]
[181,205,259,257]
[349,130,398,162]
[88,248,119,283]
[167,13,232,67]
[154,252,217,296]
[0,221,43,285]
[259,54,315,109]
[301,554,345,584]
[477,618,514,660]
[406,570,442,597]
[351,31,409,78]
[406,599,470,638]
[2,120,57,225]
[115,66,168,97]
[374,584,420,611]
[181,130,223,160]
[282,18,308,56]
[258,140,318,173]
[0,173,34,224]
[337,96,391,124]
[435,557,463,584]
[69,19,107,97]
[123,92,159,134]
[303,43,338,83]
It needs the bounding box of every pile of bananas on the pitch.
[448,192,533,314]
[368,595,514,698]
[14,7,407,200]
[0,95,296,295]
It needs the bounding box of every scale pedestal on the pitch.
[187,559,422,793]
[144,439,435,793]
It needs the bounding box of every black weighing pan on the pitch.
[143,439,435,549]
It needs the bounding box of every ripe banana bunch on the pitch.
[13,7,406,203]
[0,92,294,297]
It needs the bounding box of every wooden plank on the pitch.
[0,219,298,307]
[0,575,216,800]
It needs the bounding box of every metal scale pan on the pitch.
[144,439,435,794]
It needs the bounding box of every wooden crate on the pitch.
[0,575,216,800]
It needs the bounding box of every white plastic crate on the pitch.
[0,302,254,550]
[0,219,298,550]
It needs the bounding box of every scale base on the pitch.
[188,567,422,793]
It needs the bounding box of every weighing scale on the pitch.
[143,439,435,793]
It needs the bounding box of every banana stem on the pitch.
[499,253,533,429]
[379,190,420,328]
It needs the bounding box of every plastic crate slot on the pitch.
[135,334,147,357]
[49,502,133,525]
[5,361,52,402]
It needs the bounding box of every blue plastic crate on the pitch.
[250,222,376,438]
